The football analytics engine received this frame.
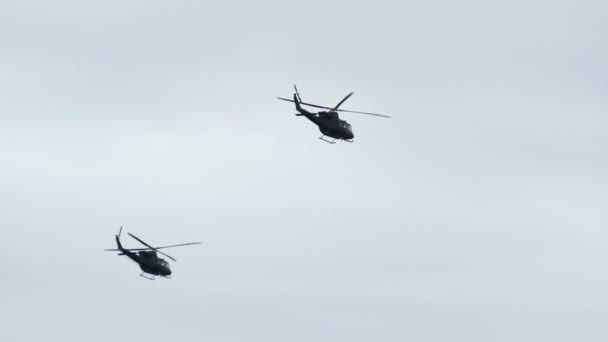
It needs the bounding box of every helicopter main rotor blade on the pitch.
[104,242,202,252]
[277,97,334,111]
[147,242,202,250]
[278,97,390,118]
[335,109,391,118]
[128,233,177,262]
[332,92,354,111]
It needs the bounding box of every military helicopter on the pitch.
[104,227,201,280]
[277,85,390,144]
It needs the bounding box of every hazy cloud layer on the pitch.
[1,1,607,341]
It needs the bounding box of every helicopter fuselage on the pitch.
[303,111,355,140]
[120,246,172,276]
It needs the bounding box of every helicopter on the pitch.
[104,227,201,280]
[277,85,390,144]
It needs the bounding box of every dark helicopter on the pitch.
[278,85,390,144]
[104,227,201,280]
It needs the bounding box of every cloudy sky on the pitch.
[1,0,607,341]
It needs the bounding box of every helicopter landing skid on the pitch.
[319,136,353,144]
[319,135,336,144]
[140,273,156,280]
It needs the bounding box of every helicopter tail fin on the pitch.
[293,93,306,116]
[115,226,124,251]
[294,84,303,103]
[115,235,123,251]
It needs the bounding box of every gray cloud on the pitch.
[1,0,607,341]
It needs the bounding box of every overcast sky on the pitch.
[1,0,607,341]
